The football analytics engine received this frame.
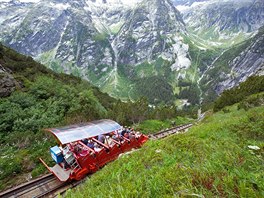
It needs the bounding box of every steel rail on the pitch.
[0,173,56,198]
[150,123,193,139]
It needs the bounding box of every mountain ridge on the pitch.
[0,0,263,106]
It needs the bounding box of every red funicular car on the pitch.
[40,119,148,182]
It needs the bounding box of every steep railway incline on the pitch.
[0,123,193,198]
[149,123,193,140]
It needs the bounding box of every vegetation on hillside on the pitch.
[134,116,191,134]
[66,96,264,198]
[178,83,200,105]
[213,75,264,112]
[0,43,191,190]
[0,44,116,190]
[135,76,174,105]
[180,33,221,108]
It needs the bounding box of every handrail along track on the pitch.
[0,123,193,198]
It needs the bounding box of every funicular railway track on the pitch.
[0,123,193,198]
[0,173,56,198]
[0,173,84,198]
[150,123,193,139]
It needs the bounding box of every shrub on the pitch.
[214,76,264,111]
[238,93,264,111]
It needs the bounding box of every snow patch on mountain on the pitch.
[176,0,211,12]
[49,2,70,10]
[85,0,141,7]
[171,36,191,71]
[160,35,191,71]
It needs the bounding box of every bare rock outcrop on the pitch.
[0,64,18,97]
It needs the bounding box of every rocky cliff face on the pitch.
[0,64,19,97]
[0,0,192,103]
[114,0,185,66]
[178,0,264,46]
[0,0,115,76]
[176,0,264,104]
[90,0,192,101]
[0,0,264,105]
[215,28,264,94]
[199,26,264,105]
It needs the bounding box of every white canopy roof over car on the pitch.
[47,119,122,144]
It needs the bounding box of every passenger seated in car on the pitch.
[121,127,131,139]
[98,134,105,143]
[124,132,129,139]
[121,128,127,136]
[81,138,88,145]
[73,143,82,154]
[118,131,125,142]
[129,128,136,139]
[135,132,141,139]
[87,139,94,149]
[105,135,115,147]
[110,131,118,141]
[112,134,118,141]
[93,143,102,152]
[62,159,70,170]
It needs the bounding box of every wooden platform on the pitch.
[50,164,71,182]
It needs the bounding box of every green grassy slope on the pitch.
[134,116,192,135]
[66,101,264,197]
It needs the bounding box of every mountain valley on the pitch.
[0,0,263,106]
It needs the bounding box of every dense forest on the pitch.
[135,76,175,105]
